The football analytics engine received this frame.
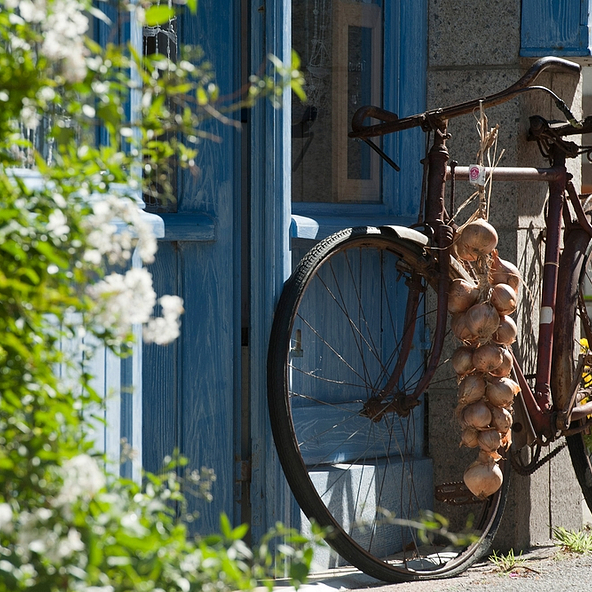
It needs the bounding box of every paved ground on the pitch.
[276,544,592,592]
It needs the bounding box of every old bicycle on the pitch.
[267,56,592,581]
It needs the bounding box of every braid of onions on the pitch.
[449,218,521,499]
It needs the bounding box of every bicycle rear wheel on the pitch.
[553,227,592,510]
[267,226,509,582]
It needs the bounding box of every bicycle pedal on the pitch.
[435,482,482,505]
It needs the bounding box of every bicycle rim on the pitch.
[268,226,509,582]
[554,228,592,510]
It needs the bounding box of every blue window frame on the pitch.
[291,0,428,241]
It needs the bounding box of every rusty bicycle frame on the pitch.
[350,56,592,450]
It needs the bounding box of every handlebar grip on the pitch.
[506,56,580,93]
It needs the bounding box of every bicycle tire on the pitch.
[553,226,592,511]
[267,226,509,582]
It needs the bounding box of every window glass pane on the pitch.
[143,14,178,213]
[347,25,373,181]
[292,0,383,204]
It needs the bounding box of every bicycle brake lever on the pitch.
[528,115,580,158]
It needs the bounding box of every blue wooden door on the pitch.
[141,0,429,546]
[142,0,242,532]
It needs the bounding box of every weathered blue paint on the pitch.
[141,0,242,534]
[142,0,430,545]
[248,0,294,542]
[521,0,592,56]
[156,213,216,242]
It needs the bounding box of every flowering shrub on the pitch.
[0,0,314,590]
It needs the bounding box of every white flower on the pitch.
[10,35,31,52]
[63,48,88,83]
[20,98,40,130]
[45,528,84,563]
[160,294,184,317]
[47,209,69,238]
[54,454,105,507]
[143,295,184,345]
[87,268,157,338]
[38,0,89,81]
[0,503,13,533]
[37,86,56,103]
[19,0,46,23]
[120,512,149,537]
[35,508,53,522]
[83,195,157,266]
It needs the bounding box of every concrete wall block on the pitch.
[428,0,521,67]
[428,0,584,552]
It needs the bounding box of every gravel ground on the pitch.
[279,545,592,592]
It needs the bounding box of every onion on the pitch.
[478,428,502,453]
[458,373,487,404]
[455,219,498,261]
[448,278,479,314]
[493,315,517,346]
[472,344,504,374]
[462,400,492,429]
[486,376,520,407]
[490,283,517,316]
[463,455,503,498]
[454,240,479,262]
[451,313,476,343]
[490,405,513,434]
[489,347,513,378]
[464,302,500,341]
[460,426,480,448]
[490,251,520,291]
[451,346,476,376]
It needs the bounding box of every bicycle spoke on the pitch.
[268,228,506,581]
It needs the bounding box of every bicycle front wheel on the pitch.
[267,226,508,582]
[554,226,592,510]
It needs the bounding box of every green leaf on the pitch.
[219,512,232,538]
[230,522,249,540]
[144,5,176,26]
[196,86,209,106]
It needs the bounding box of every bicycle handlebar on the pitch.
[350,56,581,139]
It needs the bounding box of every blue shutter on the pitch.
[521,0,592,56]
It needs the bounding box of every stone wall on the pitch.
[427,0,584,551]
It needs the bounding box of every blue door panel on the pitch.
[144,238,239,534]
[143,242,179,479]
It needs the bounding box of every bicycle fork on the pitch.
[362,130,454,420]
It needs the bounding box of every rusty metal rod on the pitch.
[445,166,564,182]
